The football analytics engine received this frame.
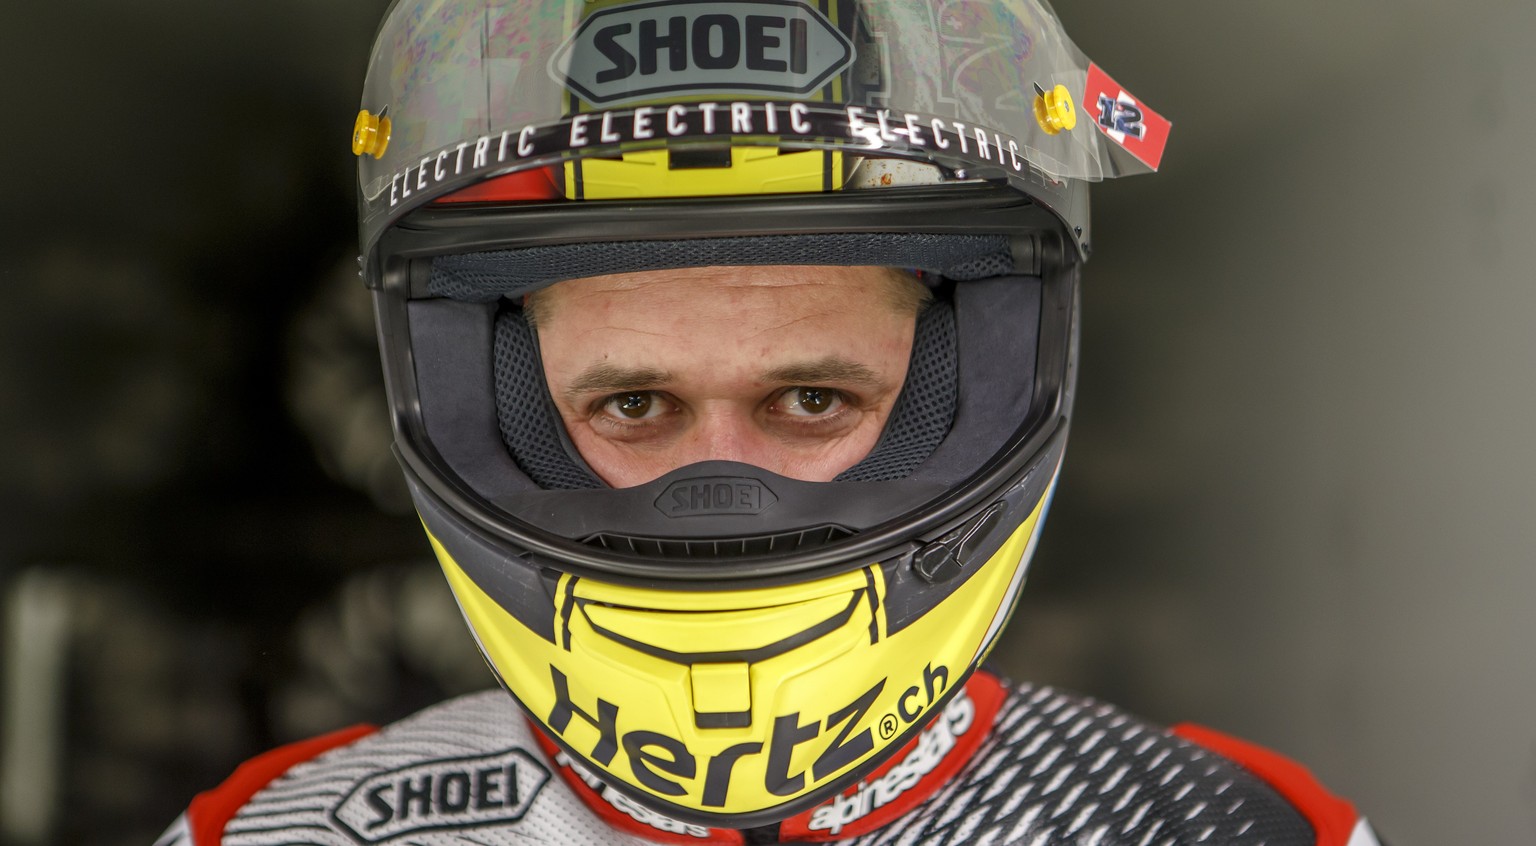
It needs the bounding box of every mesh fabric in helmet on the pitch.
[835,300,956,482]
[944,250,1017,282]
[491,311,602,490]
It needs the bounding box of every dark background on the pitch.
[3,1,1534,843]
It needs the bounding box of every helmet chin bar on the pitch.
[408,430,1068,828]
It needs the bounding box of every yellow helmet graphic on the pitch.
[355,0,1154,827]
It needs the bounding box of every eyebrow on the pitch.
[761,357,884,388]
[565,363,673,399]
[561,356,888,403]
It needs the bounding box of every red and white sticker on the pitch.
[1083,63,1171,171]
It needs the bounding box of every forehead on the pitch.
[532,265,917,381]
[535,264,907,310]
[531,265,917,343]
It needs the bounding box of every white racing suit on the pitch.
[157,671,1381,846]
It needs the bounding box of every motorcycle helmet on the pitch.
[354,0,1165,828]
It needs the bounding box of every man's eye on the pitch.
[604,392,666,420]
[779,387,842,417]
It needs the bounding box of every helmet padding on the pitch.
[429,233,1015,302]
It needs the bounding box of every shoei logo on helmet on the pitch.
[655,477,778,517]
[553,0,854,105]
[329,749,549,843]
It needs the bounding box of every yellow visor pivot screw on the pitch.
[1033,83,1077,135]
[352,109,391,159]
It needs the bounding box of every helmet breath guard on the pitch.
[357,0,1163,828]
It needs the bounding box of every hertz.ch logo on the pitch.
[330,749,549,843]
[544,662,950,806]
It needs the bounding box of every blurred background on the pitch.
[2,0,1533,843]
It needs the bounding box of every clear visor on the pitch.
[356,0,1160,246]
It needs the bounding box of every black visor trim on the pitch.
[429,233,1013,302]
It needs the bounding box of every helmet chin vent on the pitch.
[583,525,855,558]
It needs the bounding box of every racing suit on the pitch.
[158,670,1379,845]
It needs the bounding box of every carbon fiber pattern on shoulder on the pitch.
[841,682,1314,846]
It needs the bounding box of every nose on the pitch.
[678,408,778,470]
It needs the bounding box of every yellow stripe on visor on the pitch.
[425,491,1050,820]
[565,146,842,199]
